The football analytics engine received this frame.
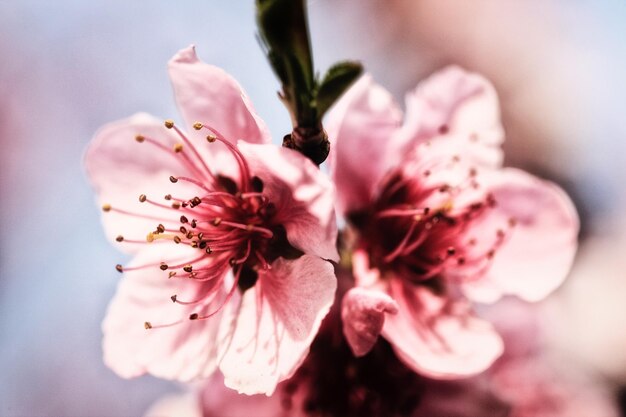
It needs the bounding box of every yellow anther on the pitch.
[164,119,175,129]
[144,322,153,329]
[173,143,183,153]
[206,135,217,143]
[193,122,203,130]
[135,134,145,143]
[102,204,112,212]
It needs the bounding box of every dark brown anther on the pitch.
[197,232,204,240]
[159,263,168,271]
[190,219,197,228]
[173,236,182,244]
[135,134,145,143]
[144,322,153,329]
[205,247,213,254]
[186,232,194,239]
[206,135,217,143]
[164,194,172,201]
[164,119,174,129]
[438,185,450,193]
[102,204,112,212]
[182,202,188,208]
[157,224,165,233]
[446,247,456,256]
[169,176,178,183]
[170,295,177,303]
[179,226,187,234]
[487,249,495,259]
[115,264,123,273]
[115,235,124,242]
[189,313,199,320]
[438,124,449,135]
[457,257,466,265]
[190,241,198,248]
[180,215,188,224]
[191,197,202,207]
[423,207,431,215]
[183,264,193,273]
[199,241,207,249]
[251,176,264,192]
[171,202,181,209]
[139,194,147,203]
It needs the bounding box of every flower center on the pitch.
[104,120,299,329]
[350,158,516,289]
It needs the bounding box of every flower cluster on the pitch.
[85,46,579,411]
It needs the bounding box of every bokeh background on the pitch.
[1,1,625,415]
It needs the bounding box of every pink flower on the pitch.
[84,45,338,395]
[328,67,578,378]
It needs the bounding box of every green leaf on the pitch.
[316,61,363,118]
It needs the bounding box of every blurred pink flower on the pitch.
[327,67,578,378]
[85,45,338,395]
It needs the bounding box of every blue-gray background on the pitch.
[1,1,625,416]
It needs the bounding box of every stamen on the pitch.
[139,194,147,203]
[173,143,184,153]
[115,235,124,242]
[164,119,175,129]
[135,134,145,143]
[102,204,112,212]
[115,264,123,273]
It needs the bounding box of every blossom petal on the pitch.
[325,74,403,214]
[102,244,224,381]
[238,142,339,261]
[168,45,271,146]
[394,66,504,155]
[84,113,199,252]
[341,287,399,357]
[382,279,503,378]
[473,168,579,302]
[218,255,336,395]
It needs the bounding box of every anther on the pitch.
[183,265,193,273]
[457,257,466,265]
[144,322,153,329]
[205,247,213,254]
[171,202,181,209]
[102,204,112,212]
[193,122,203,130]
[446,247,456,255]
[159,263,168,271]
[173,143,183,153]
[115,235,124,242]
[438,124,449,135]
[170,295,177,303]
[169,176,178,183]
[164,194,172,201]
[206,135,217,143]
[179,226,187,234]
[186,231,194,239]
[189,313,199,320]
[199,241,207,249]
[139,194,147,203]
[212,217,222,226]
[190,197,202,207]
[115,264,123,273]
[423,207,431,215]
[190,219,197,228]
[180,215,188,224]
[135,134,145,143]
[168,271,177,278]
[157,224,165,233]
[164,119,175,129]
[487,250,495,259]
[173,236,181,244]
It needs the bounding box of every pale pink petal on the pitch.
[200,374,291,417]
[393,66,504,157]
[84,113,198,252]
[351,249,384,289]
[218,255,336,395]
[102,244,224,381]
[144,392,202,417]
[341,287,399,357]
[168,45,271,145]
[471,168,579,302]
[238,142,339,261]
[382,279,503,378]
[325,74,403,214]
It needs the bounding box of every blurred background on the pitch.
[1,0,625,415]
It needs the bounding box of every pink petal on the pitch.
[341,287,399,357]
[84,113,198,252]
[168,45,271,146]
[102,244,224,381]
[382,279,503,378]
[237,142,339,262]
[325,74,403,214]
[218,255,336,395]
[473,168,579,302]
[393,66,504,156]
